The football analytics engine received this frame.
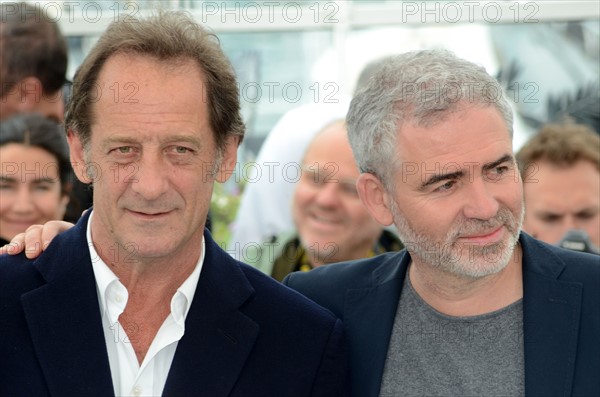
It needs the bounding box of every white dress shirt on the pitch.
[87,211,204,397]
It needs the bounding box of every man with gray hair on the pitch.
[285,50,599,397]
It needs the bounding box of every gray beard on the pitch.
[390,201,524,279]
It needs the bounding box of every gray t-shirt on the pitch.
[380,274,524,397]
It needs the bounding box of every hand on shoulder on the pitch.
[0,221,74,258]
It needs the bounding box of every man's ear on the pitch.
[216,136,239,183]
[67,130,93,184]
[356,173,394,226]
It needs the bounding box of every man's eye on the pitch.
[175,146,190,154]
[435,180,455,192]
[541,214,561,223]
[340,182,359,197]
[117,146,132,154]
[301,169,323,185]
[495,165,509,175]
[576,211,597,220]
[34,184,52,192]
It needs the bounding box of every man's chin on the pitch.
[111,236,180,263]
[449,260,509,279]
[417,238,514,279]
[450,243,516,278]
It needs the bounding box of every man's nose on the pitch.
[128,154,170,200]
[462,179,499,220]
[314,182,341,208]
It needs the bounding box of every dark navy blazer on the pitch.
[285,233,600,397]
[0,211,348,396]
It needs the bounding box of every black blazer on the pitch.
[0,211,349,396]
[285,233,600,397]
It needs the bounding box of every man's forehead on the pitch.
[90,53,208,113]
[397,107,511,152]
[97,52,204,85]
[302,150,359,177]
[534,158,600,174]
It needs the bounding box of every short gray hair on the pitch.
[347,49,513,190]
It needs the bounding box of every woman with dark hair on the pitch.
[0,113,72,245]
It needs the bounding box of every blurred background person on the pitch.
[0,2,68,122]
[228,57,391,251]
[0,113,72,246]
[0,1,90,222]
[517,122,600,251]
[228,100,349,251]
[248,120,402,281]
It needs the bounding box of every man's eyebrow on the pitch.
[482,154,513,172]
[576,207,599,215]
[421,170,464,190]
[102,136,139,150]
[0,176,17,183]
[31,178,57,184]
[0,176,56,184]
[160,134,203,144]
[419,154,514,190]
[102,135,203,149]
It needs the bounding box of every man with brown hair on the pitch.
[0,11,347,396]
[516,123,599,248]
[0,2,68,122]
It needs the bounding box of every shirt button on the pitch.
[132,385,142,396]
[115,293,124,303]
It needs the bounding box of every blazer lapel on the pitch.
[163,232,259,396]
[343,252,409,397]
[521,234,583,397]
[21,212,114,397]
